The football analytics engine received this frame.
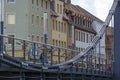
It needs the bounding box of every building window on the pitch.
[41,17,43,27]
[61,22,63,32]
[7,13,15,24]
[57,4,59,13]
[60,5,62,14]
[32,35,34,41]
[81,32,83,42]
[58,21,60,32]
[36,36,39,42]
[32,15,34,25]
[36,16,39,25]
[79,32,80,41]
[83,32,85,42]
[8,35,14,44]
[89,22,91,27]
[32,0,34,5]
[53,20,55,30]
[83,20,85,26]
[7,0,15,3]
[36,0,39,6]
[45,1,48,9]
[56,21,57,31]
[75,31,79,40]
[47,19,48,29]
[59,41,60,46]
[62,41,63,47]
[64,42,66,48]
[64,23,66,33]
[41,0,43,7]
[41,37,43,42]
[75,31,77,40]
[56,40,58,46]
[60,41,62,47]
[53,39,55,45]
[86,34,89,43]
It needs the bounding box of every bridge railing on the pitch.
[0,34,113,73]
[1,35,78,64]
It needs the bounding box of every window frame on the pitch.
[32,14,35,25]
[6,12,16,25]
[36,15,40,26]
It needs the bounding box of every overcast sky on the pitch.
[71,0,113,21]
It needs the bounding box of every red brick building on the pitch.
[105,27,114,71]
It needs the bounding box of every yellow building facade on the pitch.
[50,0,68,63]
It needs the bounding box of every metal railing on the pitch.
[0,34,112,73]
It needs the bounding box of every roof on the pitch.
[65,3,83,15]
[75,5,103,23]
[65,3,104,23]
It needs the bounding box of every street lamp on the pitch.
[42,12,47,65]
[43,12,47,44]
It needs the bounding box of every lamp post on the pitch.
[71,25,75,57]
[43,12,47,44]
[0,0,4,54]
[43,12,47,65]
[72,25,74,50]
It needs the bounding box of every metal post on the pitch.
[43,12,47,44]
[57,68,60,80]
[58,48,60,64]
[23,41,26,60]
[20,72,25,80]
[105,59,107,75]
[12,37,14,57]
[43,12,47,65]
[90,51,93,72]
[41,69,44,80]
[98,41,101,73]
[114,1,120,80]
[0,0,4,54]
[94,48,97,72]
[70,63,73,80]
[0,21,3,53]
[86,55,88,69]
[50,46,53,65]
[33,43,36,63]
[65,49,67,61]
[72,25,75,56]
[20,63,25,80]
[102,58,104,72]
[82,75,85,80]
[94,55,96,70]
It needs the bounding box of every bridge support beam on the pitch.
[114,1,120,80]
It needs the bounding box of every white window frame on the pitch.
[6,12,16,25]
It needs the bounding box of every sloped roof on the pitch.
[65,3,103,23]
[65,3,84,15]
[75,5,103,23]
